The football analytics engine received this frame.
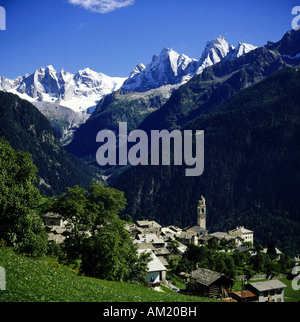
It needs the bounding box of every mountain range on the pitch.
[0,29,299,255]
[112,67,300,256]
[0,66,126,113]
[0,35,257,104]
[0,36,256,144]
[0,67,126,144]
[65,36,258,161]
[65,31,299,167]
[108,30,300,255]
[121,36,257,92]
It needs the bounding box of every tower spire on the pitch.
[197,196,206,230]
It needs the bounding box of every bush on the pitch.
[47,241,61,257]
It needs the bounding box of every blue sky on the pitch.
[0,0,298,79]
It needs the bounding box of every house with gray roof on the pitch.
[137,249,167,285]
[185,225,208,236]
[42,212,70,244]
[125,223,145,238]
[135,242,156,251]
[177,231,199,246]
[136,220,161,229]
[229,226,254,246]
[137,233,165,248]
[42,213,62,227]
[245,280,287,302]
[210,231,241,242]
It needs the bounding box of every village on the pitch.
[42,196,293,303]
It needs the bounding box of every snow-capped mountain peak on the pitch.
[233,42,258,58]
[0,35,258,111]
[0,66,127,113]
[196,35,234,74]
[121,47,198,92]
[129,63,146,78]
[121,35,257,92]
[46,65,56,71]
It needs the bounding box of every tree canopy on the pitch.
[0,137,47,256]
[49,183,150,283]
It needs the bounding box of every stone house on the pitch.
[167,226,182,236]
[136,220,161,229]
[45,226,66,244]
[209,232,242,246]
[137,233,165,248]
[42,212,69,244]
[177,231,199,246]
[229,226,254,246]
[176,241,187,255]
[245,280,287,302]
[125,223,144,239]
[136,220,162,235]
[42,213,62,227]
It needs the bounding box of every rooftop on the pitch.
[42,212,62,219]
[185,226,207,234]
[136,220,161,229]
[190,268,232,287]
[178,231,198,239]
[209,232,238,240]
[233,290,257,299]
[137,249,167,273]
[135,242,156,251]
[137,233,165,245]
[249,280,287,292]
[230,226,254,234]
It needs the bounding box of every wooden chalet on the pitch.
[186,268,233,299]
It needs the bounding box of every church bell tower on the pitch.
[197,196,206,230]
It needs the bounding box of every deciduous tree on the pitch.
[0,138,47,256]
[51,182,149,283]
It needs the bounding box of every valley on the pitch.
[0,30,299,256]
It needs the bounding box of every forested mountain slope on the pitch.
[112,68,300,255]
[0,91,99,195]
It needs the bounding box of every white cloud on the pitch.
[68,0,135,14]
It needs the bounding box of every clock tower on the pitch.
[197,196,206,230]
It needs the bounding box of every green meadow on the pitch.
[0,248,216,303]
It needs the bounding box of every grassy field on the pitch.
[0,248,216,303]
[279,278,300,303]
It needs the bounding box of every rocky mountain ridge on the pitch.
[121,36,257,92]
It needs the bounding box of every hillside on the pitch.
[0,248,215,303]
[33,100,90,145]
[0,91,100,196]
[112,68,300,256]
